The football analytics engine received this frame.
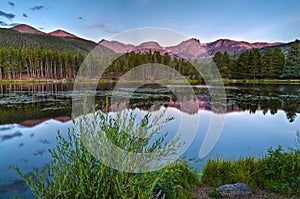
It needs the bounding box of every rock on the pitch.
[216,183,252,197]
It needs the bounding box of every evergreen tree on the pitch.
[261,48,273,78]
[248,48,261,79]
[213,51,222,68]
[221,51,231,78]
[229,59,238,79]
[282,40,300,79]
[272,48,285,79]
[237,50,250,79]
[213,51,222,67]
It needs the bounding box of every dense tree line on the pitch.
[213,48,285,79]
[1,41,299,81]
[282,40,300,78]
[213,40,300,79]
[104,50,202,81]
[0,47,85,80]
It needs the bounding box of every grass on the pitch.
[219,79,300,84]
[201,146,300,197]
[3,78,300,85]
[0,79,74,84]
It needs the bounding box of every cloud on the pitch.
[30,5,44,11]
[92,22,120,34]
[216,27,232,31]
[9,22,20,26]
[0,10,15,20]
[186,24,200,30]
[23,13,28,18]
[8,2,15,7]
[0,21,9,26]
[0,21,20,27]
[78,16,83,20]
[136,0,152,4]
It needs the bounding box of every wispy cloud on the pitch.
[10,22,19,26]
[0,21,19,27]
[78,16,83,20]
[8,2,15,7]
[216,27,232,31]
[30,5,44,11]
[288,17,300,22]
[23,13,28,18]
[293,18,300,21]
[91,22,120,34]
[136,0,152,4]
[0,10,15,20]
[186,24,200,30]
[0,21,9,26]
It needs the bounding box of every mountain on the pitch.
[48,29,79,38]
[2,24,294,58]
[99,38,289,59]
[1,25,97,53]
[251,42,284,49]
[206,39,253,55]
[11,24,46,35]
[166,38,207,58]
[137,41,162,50]
[260,41,294,55]
[99,39,136,53]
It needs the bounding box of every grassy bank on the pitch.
[220,79,300,84]
[2,78,300,85]
[0,79,73,84]
[0,78,201,85]
[201,146,300,198]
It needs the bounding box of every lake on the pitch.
[0,82,299,198]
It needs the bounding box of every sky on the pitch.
[0,0,300,45]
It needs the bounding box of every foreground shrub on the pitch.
[155,160,200,199]
[16,108,199,198]
[201,146,300,196]
[261,146,300,195]
[201,157,261,188]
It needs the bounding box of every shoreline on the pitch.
[1,78,300,85]
[221,79,300,84]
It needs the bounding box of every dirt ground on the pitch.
[187,184,297,199]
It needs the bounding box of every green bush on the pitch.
[201,159,234,186]
[155,160,200,199]
[201,157,261,188]
[261,146,300,195]
[16,107,199,198]
[201,146,300,196]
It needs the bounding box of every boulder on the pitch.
[216,183,252,197]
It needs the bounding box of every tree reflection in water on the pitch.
[0,83,300,125]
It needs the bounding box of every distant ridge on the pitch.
[99,38,288,59]
[48,29,79,38]
[11,24,46,35]
[11,24,80,39]
[5,23,296,57]
[1,25,97,53]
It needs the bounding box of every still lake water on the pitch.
[0,83,299,198]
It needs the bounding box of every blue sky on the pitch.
[0,0,299,44]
